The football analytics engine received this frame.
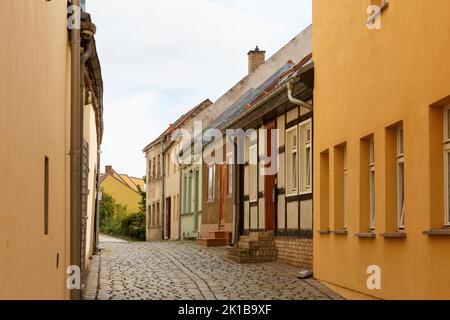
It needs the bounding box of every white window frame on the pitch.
[343,145,348,230]
[397,126,405,230]
[227,153,233,196]
[249,144,258,202]
[207,164,215,201]
[369,137,376,230]
[286,126,299,197]
[444,106,450,226]
[300,119,312,195]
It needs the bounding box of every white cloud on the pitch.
[88,0,312,177]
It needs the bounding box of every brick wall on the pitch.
[275,237,313,270]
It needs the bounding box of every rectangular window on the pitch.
[227,153,233,196]
[344,146,348,229]
[286,126,298,195]
[156,203,160,226]
[44,156,49,235]
[249,144,258,201]
[369,137,376,230]
[183,175,188,213]
[320,150,330,230]
[151,204,155,226]
[166,154,170,177]
[300,120,312,194]
[152,158,156,178]
[397,126,405,229]
[157,155,161,177]
[188,174,192,213]
[444,106,450,226]
[333,144,347,231]
[207,164,215,201]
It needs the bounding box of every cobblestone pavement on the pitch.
[95,241,343,300]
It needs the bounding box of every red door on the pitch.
[265,120,276,230]
[219,164,227,226]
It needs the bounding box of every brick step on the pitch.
[228,255,277,264]
[209,231,232,241]
[238,240,276,249]
[248,231,274,241]
[197,238,229,247]
[228,247,277,258]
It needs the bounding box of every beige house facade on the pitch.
[0,1,103,299]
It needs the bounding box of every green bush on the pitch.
[120,211,146,241]
[99,189,146,241]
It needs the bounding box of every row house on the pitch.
[195,25,313,269]
[313,0,450,299]
[0,0,104,299]
[144,100,213,241]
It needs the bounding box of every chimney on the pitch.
[105,165,113,174]
[248,46,266,74]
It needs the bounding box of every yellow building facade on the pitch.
[313,0,450,299]
[100,166,143,214]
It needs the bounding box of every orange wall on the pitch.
[313,0,450,299]
[0,0,71,299]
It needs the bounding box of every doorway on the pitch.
[166,197,171,239]
[264,120,277,231]
[219,164,227,227]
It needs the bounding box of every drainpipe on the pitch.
[287,80,312,110]
[161,140,166,240]
[69,0,82,301]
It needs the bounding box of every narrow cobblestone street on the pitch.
[93,237,343,300]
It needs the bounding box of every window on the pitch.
[227,153,233,196]
[157,155,161,177]
[44,156,49,235]
[369,137,376,230]
[152,158,156,179]
[156,203,160,226]
[151,204,156,226]
[343,146,348,229]
[444,106,450,226]
[188,173,192,213]
[166,154,170,177]
[249,144,258,201]
[207,164,215,201]
[300,120,312,194]
[183,175,188,213]
[397,126,405,229]
[286,126,298,195]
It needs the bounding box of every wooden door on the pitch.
[166,198,171,239]
[219,164,227,226]
[265,120,277,231]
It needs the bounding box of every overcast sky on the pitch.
[88,0,312,178]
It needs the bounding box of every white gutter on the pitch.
[287,80,312,110]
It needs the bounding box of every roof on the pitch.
[143,99,213,152]
[100,168,144,195]
[189,61,296,153]
[244,53,313,112]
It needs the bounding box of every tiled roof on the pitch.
[143,99,213,152]
[244,53,313,112]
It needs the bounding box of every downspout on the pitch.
[287,80,312,110]
[69,0,82,301]
[161,140,166,240]
[178,162,183,240]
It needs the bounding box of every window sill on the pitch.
[355,232,376,239]
[423,229,450,236]
[317,230,331,235]
[331,229,348,235]
[380,232,407,239]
